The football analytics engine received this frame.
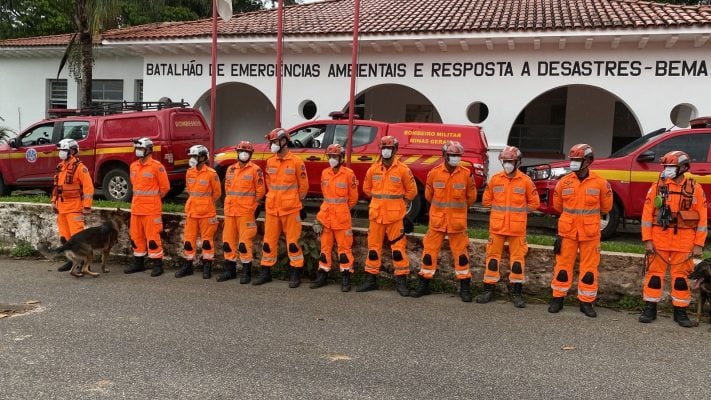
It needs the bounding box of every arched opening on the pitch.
[342,84,442,123]
[194,82,275,150]
[508,85,641,164]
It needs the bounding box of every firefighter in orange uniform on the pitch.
[52,138,94,272]
[356,136,418,296]
[476,146,539,307]
[253,128,309,288]
[217,141,265,284]
[411,141,477,301]
[310,144,359,291]
[639,151,706,327]
[548,144,612,317]
[124,138,170,277]
[174,145,221,279]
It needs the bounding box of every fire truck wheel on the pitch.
[0,174,9,196]
[102,168,132,202]
[600,201,620,241]
[406,191,423,221]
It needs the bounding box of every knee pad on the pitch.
[222,242,232,253]
[288,243,299,253]
[458,255,469,267]
[148,240,158,250]
[673,277,688,291]
[392,250,403,262]
[487,259,498,272]
[511,261,522,274]
[368,250,379,261]
[183,241,193,251]
[555,270,569,282]
[202,240,212,251]
[262,243,271,253]
[60,237,67,245]
[423,254,433,266]
[319,253,328,263]
[648,276,662,289]
[339,253,349,264]
[130,239,137,249]
[581,272,595,285]
[238,242,248,254]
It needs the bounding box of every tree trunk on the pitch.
[76,0,93,108]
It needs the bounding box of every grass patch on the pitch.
[0,195,184,213]
[11,240,38,258]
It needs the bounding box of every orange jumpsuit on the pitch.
[419,163,477,280]
[316,165,359,272]
[363,157,418,276]
[223,162,265,264]
[52,156,94,243]
[641,177,707,307]
[261,151,308,268]
[129,157,170,259]
[183,165,221,261]
[550,171,613,302]
[482,170,540,284]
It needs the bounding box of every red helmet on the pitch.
[326,143,345,157]
[442,140,464,156]
[499,145,522,162]
[569,143,594,160]
[265,128,290,142]
[235,141,254,153]
[379,135,398,149]
[660,150,691,170]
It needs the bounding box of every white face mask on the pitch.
[238,151,251,162]
[503,162,515,174]
[570,160,582,171]
[135,149,145,158]
[381,148,393,159]
[188,157,198,168]
[329,158,340,168]
[58,150,69,160]
[447,156,461,167]
[662,166,678,179]
[270,143,281,154]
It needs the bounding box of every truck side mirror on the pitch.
[636,150,655,163]
[8,138,18,148]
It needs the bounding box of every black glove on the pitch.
[300,209,307,221]
[403,217,414,234]
[553,235,562,255]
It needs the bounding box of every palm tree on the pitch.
[0,116,16,144]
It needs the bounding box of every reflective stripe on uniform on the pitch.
[551,283,570,292]
[671,296,690,305]
[372,193,403,199]
[562,188,574,195]
[262,256,277,263]
[563,207,600,215]
[491,205,527,213]
[227,191,256,196]
[509,278,525,283]
[644,295,662,302]
[641,221,653,228]
[324,198,348,204]
[289,254,304,262]
[188,192,212,197]
[453,183,465,190]
[513,187,525,194]
[493,186,504,193]
[336,182,347,188]
[420,268,436,275]
[134,190,160,196]
[698,226,707,232]
[455,270,471,276]
[433,182,446,189]
[578,289,597,297]
[586,188,600,195]
[269,184,298,191]
[431,200,467,208]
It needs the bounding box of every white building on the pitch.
[2,0,711,169]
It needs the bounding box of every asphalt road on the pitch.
[2,258,710,400]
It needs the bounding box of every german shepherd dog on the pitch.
[689,258,711,326]
[39,210,128,278]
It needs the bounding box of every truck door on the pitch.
[10,122,59,186]
[58,121,94,173]
[287,124,329,194]
[329,124,379,197]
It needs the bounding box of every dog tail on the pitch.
[36,242,69,260]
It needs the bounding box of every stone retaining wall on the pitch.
[0,203,649,301]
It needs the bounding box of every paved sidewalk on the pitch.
[1,257,709,399]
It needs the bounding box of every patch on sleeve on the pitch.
[82,167,88,173]
[159,167,166,172]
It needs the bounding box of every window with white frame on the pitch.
[92,80,123,103]
[47,79,68,111]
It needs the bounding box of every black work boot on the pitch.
[289,267,302,288]
[395,275,409,297]
[673,307,693,328]
[410,275,431,298]
[252,266,272,285]
[356,273,378,292]
[579,301,597,318]
[341,270,351,292]
[459,278,472,302]
[475,283,496,304]
[216,260,237,282]
[57,260,73,272]
[510,283,526,308]
[202,260,213,279]
[310,269,328,289]
[240,262,252,284]
[174,258,194,278]
[150,259,164,277]
[124,256,145,274]
[548,297,564,313]
[638,302,657,323]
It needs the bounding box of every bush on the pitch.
[11,241,39,258]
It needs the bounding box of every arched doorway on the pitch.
[508,85,641,163]
[342,84,442,123]
[195,82,275,149]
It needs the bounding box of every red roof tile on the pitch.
[0,33,75,47]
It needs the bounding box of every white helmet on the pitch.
[188,144,209,158]
[57,138,79,153]
[133,137,154,150]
